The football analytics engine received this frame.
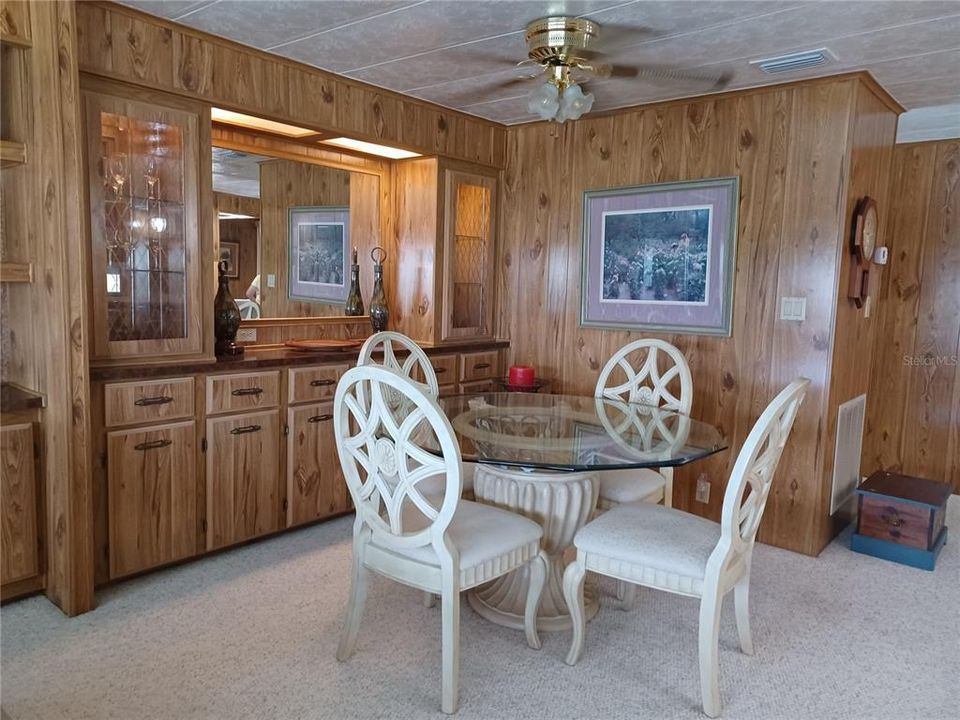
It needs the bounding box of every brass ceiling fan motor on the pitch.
[524,16,599,66]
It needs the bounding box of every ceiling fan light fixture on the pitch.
[557,83,594,123]
[527,81,561,121]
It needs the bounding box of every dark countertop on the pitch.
[0,383,45,413]
[89,339,510,381]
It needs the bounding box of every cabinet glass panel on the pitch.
[449,178,493,334]
[97,111,186,341]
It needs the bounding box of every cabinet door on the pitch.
[1,423,38,585]
[83,85,204,360]
[287,402,351,526]
[107,420,196,578]
[441,170,497,341]
[206,410,282,550]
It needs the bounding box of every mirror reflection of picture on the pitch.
[219,241,239,278]
[288,206,350,304]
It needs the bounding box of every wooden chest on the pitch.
[851,471,951,571]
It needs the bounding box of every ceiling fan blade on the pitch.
[589,24,655,52]
[630,65,732,89]
[580,62,639,80]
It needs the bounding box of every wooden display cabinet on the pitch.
[393,158,499,344]
[82,79,211,363]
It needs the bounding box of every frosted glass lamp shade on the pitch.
[556,83,595,123]
[527,81,560,121]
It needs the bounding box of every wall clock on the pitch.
[848,196,878,309]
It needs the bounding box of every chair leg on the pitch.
[661,466,674,508]
[616,580,637,609]
[336,544,369,662]
[423,591,437,608]
[698,590,723,718]
[562,557,588,666]
[734,574,754,655]
[440,579,461,714]
[524,551,547,650]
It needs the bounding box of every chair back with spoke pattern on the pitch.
[334,365,461,552]
[595,339,693,413]
[358,331,439,397]
[719,378,809,554]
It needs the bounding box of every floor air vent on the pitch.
[830,394,866,516]
[751,49,833,75]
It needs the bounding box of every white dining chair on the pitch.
[358,331,475,495]
[334,365,548,715]
[594,338,693,511]
[563,378,809,718]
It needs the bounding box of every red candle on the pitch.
[509,365,535,387]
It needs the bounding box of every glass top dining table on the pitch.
[427,391,727,633]
[434,391,727,472]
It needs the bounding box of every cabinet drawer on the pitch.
[429,354,458,383]
[107,420,197,578]
[459,379,496,395]
[288,363,350,405]
[460,351,498,381]
[104,377,195,427]
[206,371,280,415]
[858,496,934,550]
[438,384,460,399]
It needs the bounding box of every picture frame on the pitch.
[580,177,739,336]
[218,241,239,278]
[288,206,350,304]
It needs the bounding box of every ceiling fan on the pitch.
[492,17,732,123]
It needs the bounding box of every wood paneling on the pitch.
[75,1,504,168]
[0,0,95,614]
[286,401,349,526]
[259,158,355,319]
[865,140,960,490]
[107,420,196,578]
[214,191,260,219]
[219,218,259,299]
[498,76,898,555]
[1,422,38,585]
[205,409,282,550]
[819,83,898,545]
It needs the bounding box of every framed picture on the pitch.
[580,177,739,336]
[219,241,239,278]
[288,206,350,304]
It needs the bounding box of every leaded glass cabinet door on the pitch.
[83,87,203,360]
[441,170,497,341]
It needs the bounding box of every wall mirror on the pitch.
[212,140,381,321]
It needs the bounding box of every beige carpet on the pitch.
[2,499,957,720]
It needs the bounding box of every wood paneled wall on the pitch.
[864,140,960,490]
[74,1,505,168]
[219,218,259,299]
[498,75,900,555]
[0,1,94,613]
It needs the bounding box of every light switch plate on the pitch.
[236,328,257,343]
[780,296,807,321]
[266,274,277,288]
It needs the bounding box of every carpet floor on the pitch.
[2,500,957,720]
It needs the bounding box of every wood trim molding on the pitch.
[240,316,370,328]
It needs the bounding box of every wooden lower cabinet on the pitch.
[107,420,197,578]
[287,401,350,526]
[1,423,39,586]
[206,410,282,550]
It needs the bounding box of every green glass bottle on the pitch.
[369,246,389,332]
[344,246,364,316]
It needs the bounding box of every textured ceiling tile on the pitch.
[278,0,622,74]
[118,1,217,20]
[885,76,960,107]
[868,49,960,87]
[167,0,416,51]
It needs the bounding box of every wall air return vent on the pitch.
[751,48,834,75]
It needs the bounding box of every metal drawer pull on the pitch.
[881,507,904,527]
[309,378,335,387]
[134,439,172,451]
[473,362,492,370]
[434,367,447,374]
[231,387,264,396]
[230,424,262,435]
[134,395,173,407]
[308,414,333,423]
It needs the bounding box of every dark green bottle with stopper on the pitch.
[369,246,389,332]
[344,246,364,316]
[214,260,243,356]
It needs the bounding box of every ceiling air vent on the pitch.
[751,48,834,74]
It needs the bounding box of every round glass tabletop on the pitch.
[433,392,727,472]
